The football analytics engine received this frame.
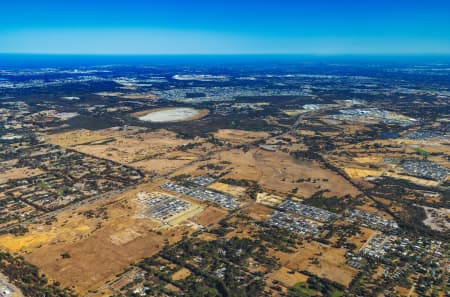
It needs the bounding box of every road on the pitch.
[0,186,137,233]
[0,142,231,234]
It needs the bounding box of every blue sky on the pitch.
[1,0,449,54]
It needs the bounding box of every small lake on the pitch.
[138,108,202,123]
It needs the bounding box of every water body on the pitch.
[138,108,201,123]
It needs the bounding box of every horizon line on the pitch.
[1,52,450,57]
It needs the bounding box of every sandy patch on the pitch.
[256,192,285,207]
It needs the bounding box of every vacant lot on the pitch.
[189,206,228,228]
[241,202,273,221]
[208,182,247,196]
[166,204,204,227]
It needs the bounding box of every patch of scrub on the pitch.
[137,108,207,123]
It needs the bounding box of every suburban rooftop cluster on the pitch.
[137,192,191,221]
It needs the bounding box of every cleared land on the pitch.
[170,148,361,198]
[422,206,450,232]
[0,183,225,294]
[212,148,361,197]
[208,182,247,196]
[43,128,206,174]
[256,192,285,207]
[188,206,228,228]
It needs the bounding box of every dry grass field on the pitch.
[171,268,191,281]
[43,128,208,173]
[270,241,358,286]
[241,202,274,221]
[282,109,308,117]
[213,129,270,146]
[0,161,44,183]
[0,182,227,295]
[330,137,449,189]
[196,233,218,241]
[267,267,309,287]
[394,285,416,297]
[294,129,316,136]
[188,206,228,228]
[344,167,383,179]
[43,129,110,147]
[224,221,259,240]
[327,221,379,250]
[208,182,247,196]
[132,156,197,175]
[165,204,204,227]
[383,172,440,187]
[170,147,360,198]
[215,148,361,198]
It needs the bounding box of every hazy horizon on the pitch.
[2,53,450,69]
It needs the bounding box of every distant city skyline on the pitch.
[1,0,450,55]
